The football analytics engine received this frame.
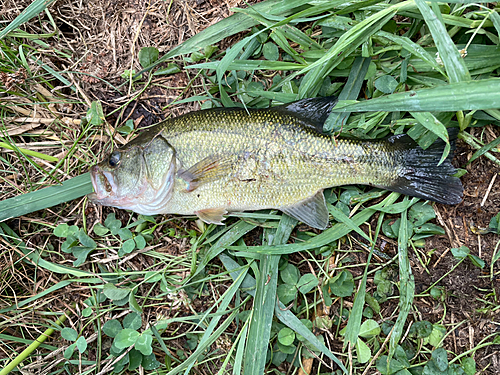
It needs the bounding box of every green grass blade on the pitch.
[0,280,71,314]
[387,207,415,369]
[193,220,257,278]
[243,215,296,374]
[134,0,310,78]
[170,310,240,375]
[0,334,57,350]
[344,212,384,347]
[324,57,371,133]
[274,300,348,373]
[179,268,249,375]
[0,278,107,313]
[33,59,75,91]
[230,193,401,254]
[328,205,372,243]
[467,135,500,165]
[459,131,500,167]
[404,44,500,75]
[375,30,445,76]
[414,0,470,83]
[189,60,305,71]
[243,253,280,374]
[331,78,500,113]
[217,37,254,91]
[490,10,500,36]
[279,24,322,49]
[243,90,297,103]
[0,312,68,375]
[233,323,249,375]
[0,222,92,278]
[0,0,56,39]
[270,28,307,64]
[219,253,257,296]
[206,2,342,86]
[294,2,406,98]
[0,141,58,162]
[220,247,348,374]
[409,112,450,164]
[0,173,93,222]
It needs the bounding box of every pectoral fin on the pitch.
[196,207,228,225]
[281,191,329,230]
[178,154,233,192]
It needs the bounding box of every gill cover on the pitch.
[90,135,176,215]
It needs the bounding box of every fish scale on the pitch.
[162,111,378,211]
[89,96,462,229]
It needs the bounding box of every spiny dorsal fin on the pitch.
[276,96,339,134]
[178,154,234,192]
[196,207,228,225]
[280,191,329,230]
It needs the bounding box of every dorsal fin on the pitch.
[275,96,339,134]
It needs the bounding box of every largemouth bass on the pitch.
[89,97,463,229]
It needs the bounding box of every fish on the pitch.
[89,96,463,229]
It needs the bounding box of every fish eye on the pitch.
[108,151,121,168]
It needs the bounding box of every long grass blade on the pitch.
[189,59,305,72]
[275,300,348,373]
[0,312,69,375]
[179,268,249,375]
[193,220,257,278]
[0,222,92,278]
[375,30,445,76]
[409,111,450,164]
[243,252,280,374]
[0,0,56,39]
[233,323,249,375]
[467,136,500,165]
[170,310,240,375]
[135,0,310,77]
[230,193,401,254]
[220,251,348,374]
[344,213,384,347]
[297,6,398,98]
[387,207,415,370]
[0,141,58,162]
[414,0,470,83]
[243,215,296,374]
[323,57,371,133]
[331,78,500,113]
[0,173,93,222]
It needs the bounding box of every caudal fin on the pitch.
[387,128,463,204]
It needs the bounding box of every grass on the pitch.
[1,0,500,374]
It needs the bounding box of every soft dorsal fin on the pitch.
[178,154,233,192]
[276,96,339,134]
[280,191,329,230]
[196,207,228,225]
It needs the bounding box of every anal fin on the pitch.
[281,191,329,230]
[195,207,228,225]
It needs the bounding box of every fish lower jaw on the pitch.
[89,166,117,200]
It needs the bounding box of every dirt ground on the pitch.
[423,135,500,373]
[1,0,500,373]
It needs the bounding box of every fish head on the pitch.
[89,135,176,215]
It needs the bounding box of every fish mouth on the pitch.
[89,165,117,202]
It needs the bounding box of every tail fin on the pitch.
[388,128,463,204]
